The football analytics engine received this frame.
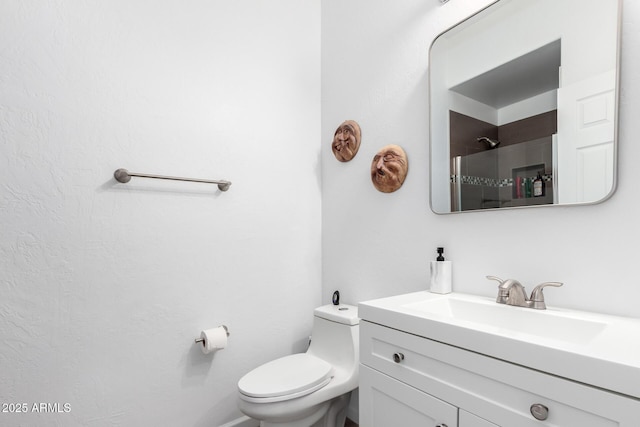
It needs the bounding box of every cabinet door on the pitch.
[360,365,457,427]
[459,410,497,427]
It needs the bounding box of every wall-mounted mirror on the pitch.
[429,0,621,213]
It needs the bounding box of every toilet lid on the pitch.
[238,353,333,401]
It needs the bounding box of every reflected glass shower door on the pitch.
[451,137,554,211]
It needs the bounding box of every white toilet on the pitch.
[237,304,359,427]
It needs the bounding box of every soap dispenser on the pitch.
[430,247,452,294]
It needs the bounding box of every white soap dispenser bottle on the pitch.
[430,247,452,294]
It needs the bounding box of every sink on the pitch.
[359,291,640,399]
[403,295,608,344]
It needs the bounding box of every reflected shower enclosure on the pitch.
[450,111,556,211]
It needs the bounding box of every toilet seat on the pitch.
[238,353,334,403]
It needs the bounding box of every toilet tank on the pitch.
[314,304,359,326]
[307,304,359,368]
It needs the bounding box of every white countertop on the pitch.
[359,291,640,399]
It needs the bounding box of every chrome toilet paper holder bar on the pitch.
[195,325,230,344]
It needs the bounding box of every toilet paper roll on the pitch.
[199,326,228,354]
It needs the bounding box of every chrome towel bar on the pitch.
[114,168,231,191]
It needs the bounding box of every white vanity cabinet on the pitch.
[359,320,640,427]
[459,411,498,427]
[360,364,458,427]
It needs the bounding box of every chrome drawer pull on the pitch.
[436,424,448,427]
[393,352,405,363]
[530,403,549,420]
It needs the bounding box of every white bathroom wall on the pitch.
[0,1,320,426]
[322,0,640,318]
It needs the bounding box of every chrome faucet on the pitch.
[487,276,563,310]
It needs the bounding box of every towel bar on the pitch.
[114,168,231,191]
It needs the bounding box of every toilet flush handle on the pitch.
[332,290,340,305]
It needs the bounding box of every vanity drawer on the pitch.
[360,320,640,426]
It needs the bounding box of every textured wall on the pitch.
[0,1,321,426]
[322,0,640,318]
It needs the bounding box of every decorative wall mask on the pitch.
[331,120,362,162]
[371,144,408,193]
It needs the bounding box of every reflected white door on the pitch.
[556,69,616,203]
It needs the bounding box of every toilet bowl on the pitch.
[237,304,359,427]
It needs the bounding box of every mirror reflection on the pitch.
[429,0,620,213]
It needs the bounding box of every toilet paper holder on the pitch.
[195,325,230,345]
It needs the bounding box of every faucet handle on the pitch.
[529,282,563,309]
[487,276,508,304]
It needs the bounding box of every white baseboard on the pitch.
[218,415,259,427]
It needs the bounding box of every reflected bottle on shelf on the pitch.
[533,172,544,197]
[525,178,532,198]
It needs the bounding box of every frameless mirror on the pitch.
[429,0,621,213]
